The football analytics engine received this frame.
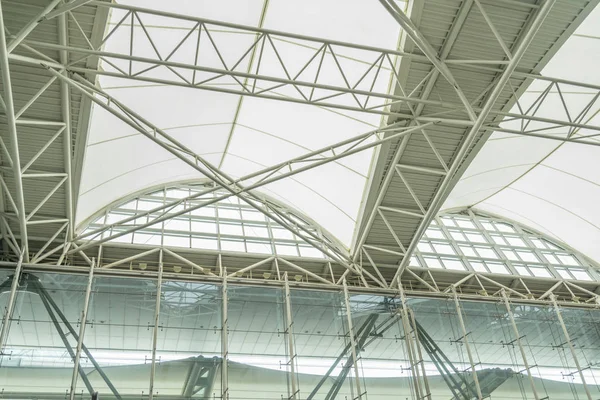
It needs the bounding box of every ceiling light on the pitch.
[138,262,147,270]
[173,265,182,273]
[294,275,302,282]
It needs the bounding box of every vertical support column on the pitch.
[500,290,540,400]
[399,282,430,399]
[221,267,229,400]
[342,279,363,399]
[148,251,163,400]
[0,251,24,352]
[397,281,423,399]
[451,287,483,400]
[550,295,593,400]
[69,259,95,400]
[283,273,299,400]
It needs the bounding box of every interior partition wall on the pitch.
[1,265,600,400]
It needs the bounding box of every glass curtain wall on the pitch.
[1,267,600,399]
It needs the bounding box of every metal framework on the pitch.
[0,0,598,313]
[2,263,597,399]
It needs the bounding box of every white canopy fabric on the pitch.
[76,0,405,247]
[444,4,600,263]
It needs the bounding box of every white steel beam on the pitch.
[58,13,75,243]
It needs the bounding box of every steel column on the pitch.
[452,288,483,399]
[500,290,540,399]
[0,250,23,352]
[69,259,95,400]
[221,268,229,400]
[550,294,593,400]
[398,283,425,399]
[148,250,164,400]
[342,279,364,399]
[283,273,299,399]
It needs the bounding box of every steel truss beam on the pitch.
[7,4,600,138]
[376,0,558,287]
[0,3,29,261]
[0,0,97,266]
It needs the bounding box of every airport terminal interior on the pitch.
[1,0,600,399]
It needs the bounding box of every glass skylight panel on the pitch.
[241,210,264,221]
[410,212,599,282]
[557,269,572,279]
[423,257,443,269]
[299,246,325,258]
[220,224,244,236]
[495,222,515,233]
[191,221,217,234]
[465,233,486,243]
[244,225,269,238]
[418,242,433,253]
[191,207,216,217]
[475,247,498,259]
[164,218,189,232]
[570,269,592,281]
[480,221,496,232]
[442,258,465,271]
[164,235,190,248]
[528,266,552,278]
[459,246,477,257]
[500,249,520,262]
[470,262,487,273]
[530,238,546,249]
[191,238,219,250]
[456,219,476,229]
[276,245,299,257]
[450,231,466,241]
[246,242,273,255]
[557,254,579,266]
[490,234,507,246]
[88,183,330,259]
[440,217,456,227]
[432,243,455,255]
[218,207,241,220]
[514,266,531,276]
[425,228,445,239]
[516,251,539,263]
[505,236,526,247]
[486,262,509,275]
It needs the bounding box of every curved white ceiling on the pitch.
[444,4,600,263]
[76,0,406,247]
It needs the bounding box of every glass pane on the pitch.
[154,281,221,398]
[80,276,155,396]
[291,290,354,399]
[228,286,289,400]
[0,273,90,397]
